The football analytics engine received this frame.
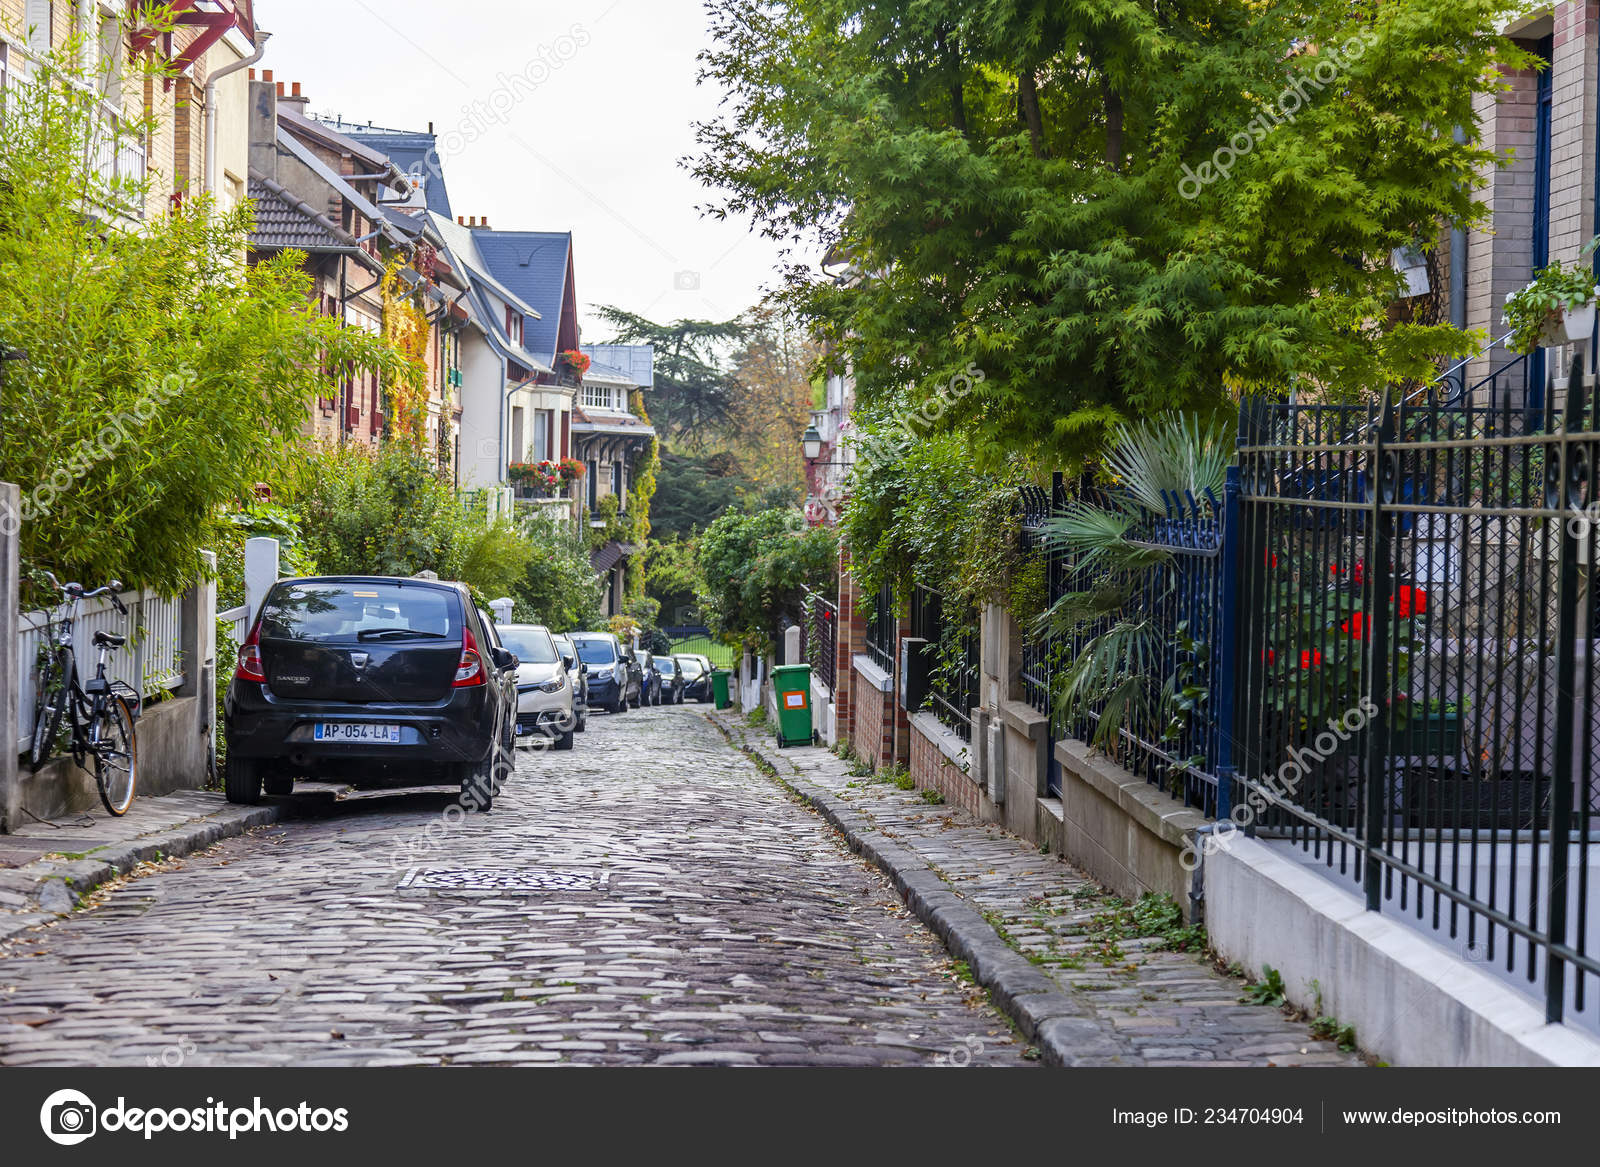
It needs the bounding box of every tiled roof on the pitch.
[247,176,349,252]
[471,230,572,368]
[591,541,627,575]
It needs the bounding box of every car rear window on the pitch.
[678,659,702,677]
[260,583,459,643]
[571,637,617,665]
[657,658,677,674]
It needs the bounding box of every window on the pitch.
[582,382,622,410]
[533,409,553,462]
[586,459,598,509]
[26,1,52,53]
[98,12,123,106]
[611,460,624,501]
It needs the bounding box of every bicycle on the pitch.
[27,572,141,816]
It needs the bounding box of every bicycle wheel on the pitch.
[91,696,138,816]
[28,647,71,772]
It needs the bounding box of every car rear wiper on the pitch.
[356,628,450,641]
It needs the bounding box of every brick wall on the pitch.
[849,667,893,769]
[907,719,979,816]
[1467,59,1539,391]
[1549,2,1598,265]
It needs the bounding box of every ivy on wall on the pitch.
[380,260,431,451]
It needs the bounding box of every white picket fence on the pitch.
[15,586,186,754]
[219,603,251,648]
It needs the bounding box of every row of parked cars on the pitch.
[222,574,718,812]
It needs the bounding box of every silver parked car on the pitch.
[496,624,577,750]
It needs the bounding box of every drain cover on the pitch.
[397,867,608,893]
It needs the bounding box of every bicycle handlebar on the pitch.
[40,573,127,614]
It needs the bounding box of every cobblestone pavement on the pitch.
[0,706,1028,1067]
[723,718,1366,1067]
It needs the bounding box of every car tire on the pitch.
[459,756,494,814]
[263,772,294,797]
[628,695,640,709]
[225,754,261,804]
[555,728,575,751]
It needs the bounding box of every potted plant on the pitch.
[558,457,586,484]
[1502,245,1600,354]
[1390,696,1464,759]
[558,349,591,380]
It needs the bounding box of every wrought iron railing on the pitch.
[864,582,895,674]
[1231,361,1599,1025]
[803,587,838,690]
[911,583,979,742]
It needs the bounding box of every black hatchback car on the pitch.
[224,577,519,811]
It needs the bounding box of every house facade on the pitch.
[1,0,261,222]
[576,344,656,615]
[1445,3,1600,407]
[246,79,462,472]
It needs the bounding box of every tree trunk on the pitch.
[1018,70,1046,159]
[938,28,968,136]
[1102,76,1124,171]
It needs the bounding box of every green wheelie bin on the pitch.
[772,663,813,748]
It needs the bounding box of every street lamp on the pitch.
[802,423,823,461]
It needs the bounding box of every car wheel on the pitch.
[628,695,640,709]
[555,728,575,751]
[263,772,294,797]
[575,713,587,732]
[459,757,494,813]
[225,754,261,804]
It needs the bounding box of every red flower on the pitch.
[1352,560,1366,585]
[1264,649,1276,665]
[1342,612,1367,640]
[1394,586,1428,618]
[1300,649,1322,669]
[1264,551,1279,569]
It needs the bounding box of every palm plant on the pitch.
[1037,414,1233,758]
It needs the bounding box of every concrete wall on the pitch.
[14,695,206,822]
[1206,835,1600,1067]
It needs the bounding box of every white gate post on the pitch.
[489,596,514,625]
[244,537,280,622]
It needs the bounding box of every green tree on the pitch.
[0,34,404,596]
[596,307,747,448]
[698,507,836,649]
[692,0,1529,468]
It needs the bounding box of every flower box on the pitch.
[1539,301,1596,347]
[1388,711,1460,758]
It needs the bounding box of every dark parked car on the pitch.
[638,650,663,705]
[224,576,518,811]
[677,654,713,703]
[569,632,639,713]
[653,655,685,704]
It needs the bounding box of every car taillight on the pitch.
[454,625,485,687]
[235,624,267,683]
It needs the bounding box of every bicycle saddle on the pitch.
[93,631,126,648]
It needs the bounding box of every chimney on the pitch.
[481,217,490,229]
[278,80,309,113]
[457,215,465,225]
[262,69,274,83]
[249,77,279,182]
[248,68,256,80]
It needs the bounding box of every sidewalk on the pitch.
[712,710,1365,1068]
[0,791,279,939]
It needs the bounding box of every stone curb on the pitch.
[0,803,282,939]
[710,712,1121,1067]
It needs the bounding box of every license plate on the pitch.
[314,722,402,743]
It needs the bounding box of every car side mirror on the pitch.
[492,647,517,670]
[562,653,575,670]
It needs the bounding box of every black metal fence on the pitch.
[1013,359,1599,1024]
[864,582,896,674]
[911,584,979,742]
[802,587,838,690]
[1232,362,1599,1026]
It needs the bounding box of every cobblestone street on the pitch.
[0,707,1026,1067]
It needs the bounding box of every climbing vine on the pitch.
[380,259,430,450]
[624,386,660,596]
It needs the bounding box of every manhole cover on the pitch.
[397,867,608,893]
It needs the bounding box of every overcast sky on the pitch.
[260,0,791,340]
